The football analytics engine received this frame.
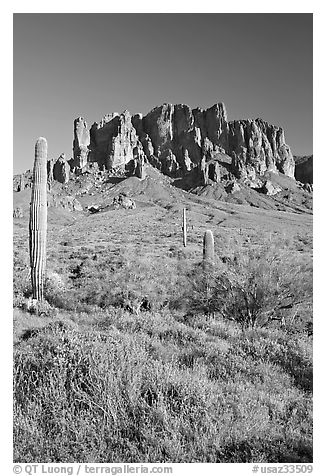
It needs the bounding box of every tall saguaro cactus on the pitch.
[182,208,187,247]
[29,137,48,301]
[203,230,214,265]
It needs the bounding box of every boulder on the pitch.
[51,195,83,212]
[113,194,136,209]
[303,183,313,193]
[225,182,241,194]
[13,206,23,218]
[53,153,70,183]
[13,179,20,192]
[261,180,282,196]
[88,205,101,213]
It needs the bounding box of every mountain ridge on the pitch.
[13,102,313,214]
[72,102,295,185]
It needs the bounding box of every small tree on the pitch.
[183,245,312,329]
[212,250,311,329]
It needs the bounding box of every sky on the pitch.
[13,13,313,174]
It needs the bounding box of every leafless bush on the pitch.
[184,246,312,329]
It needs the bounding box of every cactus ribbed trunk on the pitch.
[203,230,214,264]
[182,208,187,247]
[29,137,48,301]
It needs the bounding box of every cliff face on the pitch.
[88,111,141,170]
[227,118,295,188]
[71,102,295,184]
[73,117,90,169]
[294,155,313,184]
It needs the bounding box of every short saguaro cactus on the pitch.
[203,229,214,265]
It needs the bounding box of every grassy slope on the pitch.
[13,175,313,463]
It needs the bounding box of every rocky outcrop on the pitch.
[47,159,55,184]
[261,180,282,196]
[228,118,294,182]
[13,175,24,192]
[88,111,140,171]
[49,194,83,212]
[303,183,313,193]
[113,194,136,209]
[131,114,156,162]
[13,171,33,192]
[13,102,299,197]
[139,103,227,175]
[75,102,294,183]
[225,181,241,194]
[294,155,313,184]
[73,117,90,169]
[19,175,24,191]
[135,155,146,180]
[70,102,295,187]
[88,205,101,214]
[13,206,24,218]
[193,103,228,153]
[53,153,70,183]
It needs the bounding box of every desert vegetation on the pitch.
[12,138,313,463]
[13,204,312,463]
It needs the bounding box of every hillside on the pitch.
[14,101,313,216]
[13,160,312,463]
[13,101,313,463]
[294,155,313,185]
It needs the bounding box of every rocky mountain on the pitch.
[13,102,313,214]
[294,155,313,185]
[71,102,295,188]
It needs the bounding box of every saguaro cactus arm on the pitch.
[29,137,48,301]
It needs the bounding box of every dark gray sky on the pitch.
[13,13,313,174]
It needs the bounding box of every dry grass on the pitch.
[14,314,312,463]
[13,189,313,463]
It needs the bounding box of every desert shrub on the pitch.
[43,270,73,310]
[215,248,311,329]
[45,271,66,295]
[181,245,312,329]
[60,251,181,313]
[14,316,312,463]
[14,321,216,462]
[13,292,27,309]
[22,297,57,317]
[175,263,220,316]
[13,249,32,298]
